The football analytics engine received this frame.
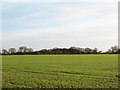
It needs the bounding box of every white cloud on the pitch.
[4,2,117,28]
[2,2,118,51]
[3,2,117,41]
[55,2,117,22]
[3,28,67,41]
[3,12,117,41]
[12,12,47,22]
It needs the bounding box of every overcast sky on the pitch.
[1,0,118,51]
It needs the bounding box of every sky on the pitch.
[0,0,118,51]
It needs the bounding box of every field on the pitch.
[2,55,119,88]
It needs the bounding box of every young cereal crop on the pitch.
[2,54,119,88]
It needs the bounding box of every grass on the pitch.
[2,54,119,88]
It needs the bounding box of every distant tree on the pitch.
[39,49,48,54]
[69,47,77,50]
[106,49,112,54]
[98,51,102,54]
[51,48,63,54]
[9,48,16,54]
[18,46,27,53]
[92,48,98,54]
[117,48,120,54]
[26,48,33,53]
[110,46,119,53]
[69,47,80,54]
[107,46,119,54]
[2,49,8,55]
[3,45,120,55]
[80,48,85,54]
[84,48,91,54]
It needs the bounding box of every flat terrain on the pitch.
[2,55,118,88]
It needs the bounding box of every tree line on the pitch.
[0,45,120,55]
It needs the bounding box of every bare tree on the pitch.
[18,46,27,53]
[26,48,33,53]
[84,48,91,54]
[9,48,16,54]
[2,49,8,55]
[110,46,119,53]
[92,48,98,54]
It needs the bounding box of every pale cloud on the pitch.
[2,2,118,51]
[3,14,117,40]
[11,12,48,23]
[16,13,44,20]
[4,2,117,28]
[3,12,117,42]
[55,3,117,22]
[3,28,68,41]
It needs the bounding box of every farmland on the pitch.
[2,55,119,88]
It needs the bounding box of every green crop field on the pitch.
[2,55,119,88]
